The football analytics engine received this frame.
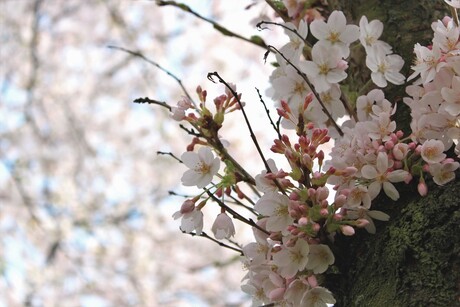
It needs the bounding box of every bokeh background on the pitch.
[0,1,286,306]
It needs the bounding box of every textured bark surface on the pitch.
[321,1,460,306]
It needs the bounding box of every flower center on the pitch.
[328,31,340,43]
[195,162,210,174]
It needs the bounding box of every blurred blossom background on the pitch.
[0,0,285,306]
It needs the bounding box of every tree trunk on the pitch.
[323,1,460,306]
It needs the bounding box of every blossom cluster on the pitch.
[166,3,459,306]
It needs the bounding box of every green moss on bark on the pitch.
[326,179,460,306]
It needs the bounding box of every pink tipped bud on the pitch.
[320,208,329,216]
[404,173,413,184]
[396,130,404,138]
[312,223,321,232]
[334,194,347,207]
[356,219,370,228]
[385,140,395,150]
[298,217,309,226]
[307,275,318,288]
[340,225,355,236]
[333,214,343,221]
[308,188,316,198]
[417,182,428,197]
[180,199,196,214]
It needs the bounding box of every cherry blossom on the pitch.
[305,244,335,274]
[420,139,446,164]
[359,16,392,54]
[444,0,460,8]
[254,192,294,234]
[429,161,460,185]
[272,239,310,278]
[173,208,204,235]
[361,152,410,200]
[310,10,359,58]
[300,44,348,92]
[408,44,446,84]
[441,75,460,116]
[280,20,309,63]
[181,147,220,188]
[211,212,236,239]
[366,46,405,87]
[302,287,336,307]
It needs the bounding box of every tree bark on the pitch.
[322,1,460,306]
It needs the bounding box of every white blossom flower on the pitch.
[302,287,336,307]
[284,279,310,306]
[367,112,396,142]
[181,147,220,188]
[429,161,459,185]
[432,19,460,52]
[271,65,311,106]
[272,239,310,278]
[366,46,405,87]
[254,192,294,234]
[420,139,446,164]
[211,212,235,239]
[310,10,359,58]
[173,209,204,235]
[300,44,347,92]
[346,185,372,209]
[280,20,308,63]
[356,89,387,121]
[441,75,460,116]
[408,44,446,84]
[361,152,409,200]
[359,16,392,55]
[444,0,460,8]
[306,244,335,274]
[255,159,280,193]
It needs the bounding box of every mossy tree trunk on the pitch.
[322,1,460,306]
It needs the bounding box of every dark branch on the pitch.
[156,0,268,50]
[255,87,282,140]
[133,97,172,111]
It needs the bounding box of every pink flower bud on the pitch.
[312,223,320,232]
[334,194,347,207]
[320,208,329,216]
[269,288,285,301]
[417,182,428,197]
[298,217,308,226]
[385,140,394,150]
[356,219,370,228]
[211,212,236,239]
[340,225,355,236]
[404,173,413,184]
[307,275,318,288]
[180,199,196,214]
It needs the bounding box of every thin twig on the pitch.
[107,45,194,103]
[133,97,172,111]
[157,151,182,163]
[182,230,243,255]
[207,72,287,195]
[156,1,268,50]
[267,45,344,136]
[255,87,282,140]
[264,0,290,22]
[207,72,272,172]
[257,21,309,46]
